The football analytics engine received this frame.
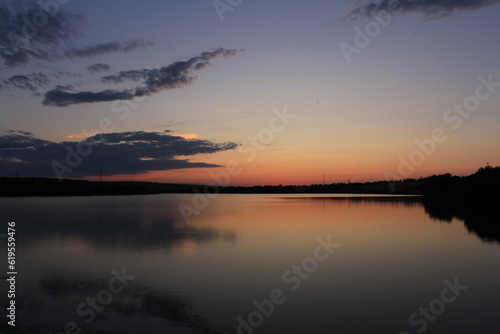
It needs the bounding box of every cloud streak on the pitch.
[345,0,500,20]
[43,48,243,107]
[64,39,154,59]
[43,87,134,106]
[0,130,238,177]
[0,72,50,91]
[87,63,111,73]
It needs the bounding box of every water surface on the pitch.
[0,194,498,334]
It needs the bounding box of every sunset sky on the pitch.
[1,0,499,185]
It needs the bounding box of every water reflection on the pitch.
[21,215,236,251]
[9,195,236,252]
[1,194,498,334]
[422,199,500,243]
[0,195,237,333]
[293,195,500,244]
[291,195,422,207]
[37,269,233,334]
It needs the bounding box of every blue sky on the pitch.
[1,0,499,184]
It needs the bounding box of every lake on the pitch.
[0,194,499,334]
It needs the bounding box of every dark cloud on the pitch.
[56,71,82,78]
[87,63,111,73]
[0,131,238,177]
[64,39,154,59]
[0,4,153,69]
[43,48,244,107]
[1,72,49,91]
[101,69,145,84]
[43,87,134,106]
[0,2,84,67]
[345,0,500,20]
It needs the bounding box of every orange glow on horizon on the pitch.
[80,163,480,186]
[79,144,485,186]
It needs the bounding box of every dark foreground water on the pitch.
[0,194,499,334]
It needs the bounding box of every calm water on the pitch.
[0,194,499,334]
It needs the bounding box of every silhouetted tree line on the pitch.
[0,178,196,197]
[422,166,500,243]
[1,166,499,203]
[422,166,499,211]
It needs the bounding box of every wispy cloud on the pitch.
[0,130,238,177]
[0,3,154,69]
[345,0,500,20]
[65,39,154,59]
[87,63,111,74]
[43,48,244,107]
[0,72,49,91]
[0,2,83,68]
[6,130,34,136]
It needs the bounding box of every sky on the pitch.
[1,0,499,186]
